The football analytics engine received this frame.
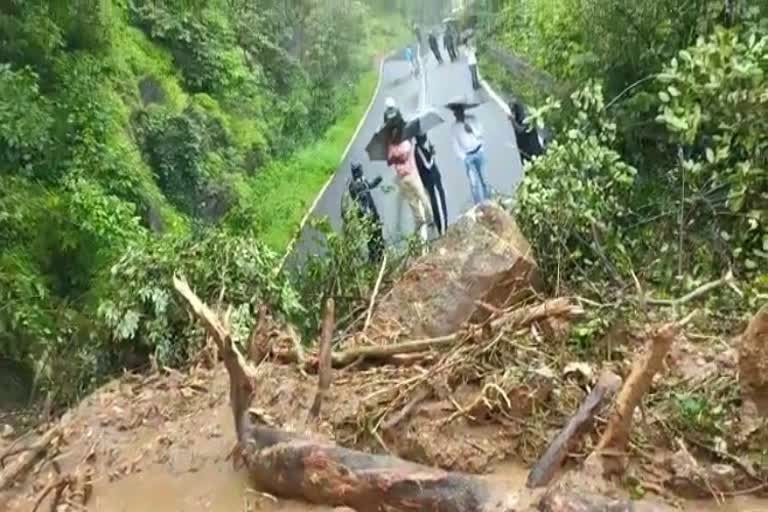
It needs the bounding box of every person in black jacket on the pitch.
[414,133,448,235]
[428,30,443,64]
[508,98,544,165]
[345,162,384,262]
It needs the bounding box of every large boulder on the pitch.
[368,203,541,342]
[739,305,768,415]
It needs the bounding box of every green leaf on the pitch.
[705,147,715,163]
[658,91,671,103]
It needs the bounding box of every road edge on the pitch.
[480,76,510,115]
[278,52,391,271]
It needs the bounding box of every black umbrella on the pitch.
[365,119,421,161]
[445,95,482,111]
[412,108,444,134]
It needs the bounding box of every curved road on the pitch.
[289,43,523,265]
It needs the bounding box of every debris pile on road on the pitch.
[2,204,767,511]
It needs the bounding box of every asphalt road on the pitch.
[288,42,523,266]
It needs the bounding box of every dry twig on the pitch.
[309,298,335,419]
[363,255,388,333]
[0,427,60,492]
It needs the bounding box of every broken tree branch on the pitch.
[527,371,622,488]
[587,322,680,476]
[327,298,582,367]
[364,255,387,333]
[646,270,734,307]
[247,305,270,363]
[0,427,60,492]
[381,387,431,432]
[309,298,335,419]
[173,275,257,439]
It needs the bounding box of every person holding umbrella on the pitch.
[414,131,448,235]
[345,162,384,263]
[383,109,433,241]
[448,100,491,204]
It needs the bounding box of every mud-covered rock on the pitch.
[368,203,541,342]
[739,305,768,415]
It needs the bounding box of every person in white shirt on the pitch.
[451,105,491,204]
[466,42,480,90]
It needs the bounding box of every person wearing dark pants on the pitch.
[346,162,384,262]
[414,133,448,235]
[428,31,443,64]
[444,29,457,62]
[466,43,480,90]
[508,99,545,165]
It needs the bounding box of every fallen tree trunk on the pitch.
[527,371,622,488]
[241,417,520,512]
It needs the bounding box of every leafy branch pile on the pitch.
[0,0,409,404]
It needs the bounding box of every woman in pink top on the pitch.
[384,112,434,239]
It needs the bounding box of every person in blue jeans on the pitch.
[450,105,491,204]
[404,46,418,78]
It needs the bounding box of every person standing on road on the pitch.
[466,41,480,90]
[450,106,491,205]
[414,132,448,235]
[428,30,443,64]
[413,23,422,46]
[346,162,385,263]
[384,110,434,240]
[508,98,545,165]
[444,26,458,61]
[405,46,418,78]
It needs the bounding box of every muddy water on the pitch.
[90,458,768,512]
[682,497,768,512]
[91,463,332,512]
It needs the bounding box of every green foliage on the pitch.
[290,205,419,341]
[655,29,768,278]
[0,0,408,404]
[482,0,768,309]
[0,65,53,174]
[515,83,637,285]
[97,232,301,366]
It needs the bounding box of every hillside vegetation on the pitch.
[0,0,407,404]
[472,0,767,322]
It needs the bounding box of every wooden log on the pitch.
[247,305,270,363]
[587,323,680,475]
[240,416,520,512]
[309,298,335,418]
[527,371,622,488]
[539,488,633,512]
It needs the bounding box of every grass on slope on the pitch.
[237,71,379,252]
[239,16,409,253]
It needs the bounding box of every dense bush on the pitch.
[0,0,408,403]
[477,0,768,309]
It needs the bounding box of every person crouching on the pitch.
[346,162,385,263]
